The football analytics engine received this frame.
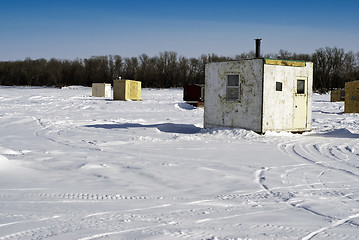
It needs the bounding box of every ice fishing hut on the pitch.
[204,58,313,133]
[92,83,111,97]
[344,80,359,113]
[331,89,345,102]
[183,84,205,107]
[113,79,141,101]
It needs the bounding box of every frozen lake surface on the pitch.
[0,86,358,239]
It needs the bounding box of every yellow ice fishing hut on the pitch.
[113,79,141,101]
[344,80,359,113]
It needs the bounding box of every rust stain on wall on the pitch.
[265,58,306,67]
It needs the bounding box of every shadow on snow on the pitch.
[311,128,359,139]
[176,102,197,110]
[85,123,202,134]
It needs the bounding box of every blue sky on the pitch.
[1,0,358,61]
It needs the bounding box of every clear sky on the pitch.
[1,0,358,61]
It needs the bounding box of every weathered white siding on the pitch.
[262,62,313,132]
[92,83,111,98]
[204,59,263,132]
[205,59,313,133]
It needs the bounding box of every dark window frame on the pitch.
[297,79,305,94]
[226,74,240,101]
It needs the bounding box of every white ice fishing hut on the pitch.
[204,58,313,133]
[92,83,111,97]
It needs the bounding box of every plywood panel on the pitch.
[345,81,359,113]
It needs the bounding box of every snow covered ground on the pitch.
[0,86,358,240]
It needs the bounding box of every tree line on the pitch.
[0,47,358,91]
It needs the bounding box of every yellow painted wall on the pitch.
[113,80,141,101]
[345,81,359,113]
[330,89,345,102]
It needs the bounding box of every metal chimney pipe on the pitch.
[255,38,262,58]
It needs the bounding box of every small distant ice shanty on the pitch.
[331,89,345,102]
[204,58,313,133]
[183,84,205,107]
[113,79,141,101]
[344,80,359,113]
[92,83,111,97]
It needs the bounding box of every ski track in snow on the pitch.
[0,87,359,239]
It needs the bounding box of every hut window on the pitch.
[297,80,305,94]
[227,75,240,100]
[340,90,345,97]
[276,82,282,91]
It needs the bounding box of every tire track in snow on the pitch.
[34,117,104,152]
[0,207,168,240]
[0,215,59,228]
[301,212,359,240]
[273,135,359,238]
[78,223,169,240]
[0,192,166,202]
[0,188,314,240]
[279,137,359,177]
[254,164,359,240]
[277,139,359,192]
[0,191,190,239]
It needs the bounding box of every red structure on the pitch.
[183,84,205,107]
